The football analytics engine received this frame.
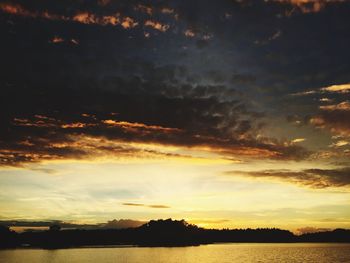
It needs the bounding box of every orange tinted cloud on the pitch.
[144,20,170,32]
[73,12,98,24]
[121,17,138,29]
[13,118,56,128]
[0,3,138,29]
[72,12,138,28]
[273,0,344,13]
[102,119,181,133]
[5,112,308,166]
[49,36,64,44]
[61,122,89,129]
[0,2,68,20]
[0,2,35,17]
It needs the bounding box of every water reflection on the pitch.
[0,243,349,263]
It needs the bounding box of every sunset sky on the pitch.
[0,0,350,233]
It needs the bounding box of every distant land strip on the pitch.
[1,219,349,249]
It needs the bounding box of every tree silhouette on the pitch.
[0,219,349,248]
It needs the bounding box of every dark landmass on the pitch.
[1,219,349,249]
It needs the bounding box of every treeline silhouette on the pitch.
[1,219,349,248]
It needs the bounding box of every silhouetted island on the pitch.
[1,219,349,249]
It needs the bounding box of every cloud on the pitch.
[311,102,350,137]
[161,7,175,14]
[271,0,345,13]
[122,203,145,207]
[225,167,350,188]
[291,90,317,96]
[184,29,196,37]
[319,98,332,102]
[144,20,170,32]
[291,138,306,143]
[148,205,171,208]
[5,0,350,167]
[0,2,42,17]
[321,83,350,93]
[122,203,170,208]
[101,120,182,134]
[319,101,350,111]
[49,36,64,44]
[0,2,138,29]
[0,65,310,167]
[330,140,349,148]
[296,226,332,235]
[134,4,153,16]
[291,84,350,97]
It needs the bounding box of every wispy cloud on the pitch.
[321,84,350,93]
[291,84,350,97]
[225,167,350,189]
[0,2,138,29]
[122,203,170,208]
[291,138,306,144]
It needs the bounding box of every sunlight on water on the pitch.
[1,243,350,263]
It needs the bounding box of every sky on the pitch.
[0,0,350,233]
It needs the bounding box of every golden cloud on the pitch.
[321,83,350,93]
[319,101,350,111]
[102,119,182,134]
[291,138,306,143]
[2,111,309,167]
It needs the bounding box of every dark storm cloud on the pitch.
[225,167,350,188]
[2,0,350,166]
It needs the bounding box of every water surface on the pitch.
[1,243,349,263]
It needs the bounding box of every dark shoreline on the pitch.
[2,219,350,249]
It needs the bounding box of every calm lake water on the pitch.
[1,243,350,263]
